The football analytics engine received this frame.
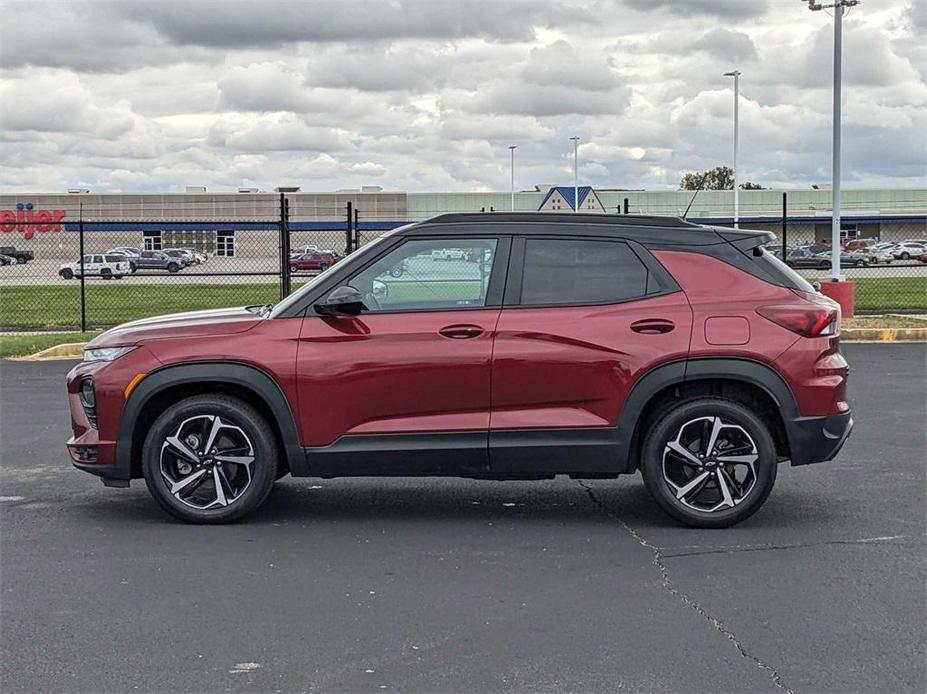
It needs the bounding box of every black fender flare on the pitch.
[115,362,305,479]
[616,357,799,471]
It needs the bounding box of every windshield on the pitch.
[269,233,397,318]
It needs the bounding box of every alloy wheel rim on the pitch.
[159,415,255,510]
[662,416,759,513]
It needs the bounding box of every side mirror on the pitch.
[314,285,367,316]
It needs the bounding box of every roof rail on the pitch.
[421,212,700,228]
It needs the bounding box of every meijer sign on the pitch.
[0,202,67,239]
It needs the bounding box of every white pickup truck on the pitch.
[59,254,129,280]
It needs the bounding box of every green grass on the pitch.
[797,276,927,312]
[0,332,98,358]
[0,283,280,330]
[0,276,923,331]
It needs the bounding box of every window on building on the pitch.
[839,223,859,240]
[519,238,649,306]
[216,231,236,257]
[143,230,162,251]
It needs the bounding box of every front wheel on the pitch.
[167,262,180,273]
[60,268,74,280]
[640,398,778,528]
[142,395,279,524]
[901,252,911,260]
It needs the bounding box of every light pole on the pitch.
[806,0,859,281]
[569,136,580,213]
[724,70,741,229]
[508,145,517,211]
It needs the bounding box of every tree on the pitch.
[680,167,765,190]
[680,166,734,190]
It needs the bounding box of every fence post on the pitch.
[354,207,360,250]
[279,193,291,300]
[623,198,629,214]
[345,201,354,255]
[781,192,788,259]
[78,203,86,332]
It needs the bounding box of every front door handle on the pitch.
[631,319,675,335]
[439,324,484,339]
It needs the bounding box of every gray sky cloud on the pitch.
[0,0,923,193]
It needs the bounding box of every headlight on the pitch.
[83,346,136,363]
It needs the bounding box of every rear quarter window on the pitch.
[520,238,649,306]
[752,247,816,293]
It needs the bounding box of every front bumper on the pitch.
[786,411,854,466]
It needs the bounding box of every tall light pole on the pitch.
[806,0,859,281]
[724,70,741,229]
[508,145,517,211]
[569,136,580,213]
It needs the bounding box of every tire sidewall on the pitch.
[640,398,778,528]
[141,395,278,523]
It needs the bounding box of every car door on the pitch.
[297,235,509,477]
[489,236,692,475]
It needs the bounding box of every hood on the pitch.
[88,306,265,347]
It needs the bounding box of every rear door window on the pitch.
[517,238,649,306]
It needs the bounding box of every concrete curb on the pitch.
[12,342,87,361]
[842,328,927,342]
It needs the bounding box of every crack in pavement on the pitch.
[576,479,796,694]
[660,535,914,558]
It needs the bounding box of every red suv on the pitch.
[66,214,852,527]
[289,251,340,273]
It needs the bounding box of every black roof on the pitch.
[405,212,773,248]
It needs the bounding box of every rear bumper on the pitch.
[786,411,854,466]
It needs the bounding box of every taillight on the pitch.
[757,292,840,338]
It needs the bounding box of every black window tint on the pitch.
[521,238,648,306]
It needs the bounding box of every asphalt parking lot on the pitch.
[1,344,924,693]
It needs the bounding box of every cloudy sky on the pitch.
[1,0,924,193]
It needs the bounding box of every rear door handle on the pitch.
[631,319,675,335]
[439,324,484,339]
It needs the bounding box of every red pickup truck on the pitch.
[289,251,341,273]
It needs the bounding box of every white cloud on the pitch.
[0,0,923,192]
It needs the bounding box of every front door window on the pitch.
[348,238,498,312]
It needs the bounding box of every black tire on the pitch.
[130,262,137,273]
[101,269,112,279]
[114,275,124,279]
[289,265,299,273]
[167,262,180,273]
[901,252,910,260]
[639,398,778,529]
[60,268,73,280]
[819,260,831,270]
[141,394,279,524]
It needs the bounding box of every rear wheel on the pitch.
[640,398,778,528]
[167,262,180,273]
[60,268,74,279]
[142,395,279,524]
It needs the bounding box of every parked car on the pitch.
[844,238,878,252]
[0,246,34,264]
[136,250,183,273]
[58,254,129,280]
[163,249,197,266]
[432,247,468,261]
[0,253,16,265]
[107,248,140,272]
[863,247,894,264]
[291,244,320,258]
[785,248,868,269]
[893,242,927,260]
[289,251,341,273]
[66,213,852,527]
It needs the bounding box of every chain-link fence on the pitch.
[0,195,354,331]
[1,192,923,331]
